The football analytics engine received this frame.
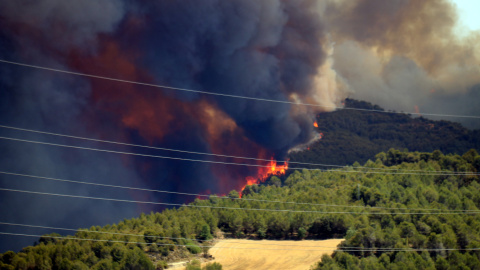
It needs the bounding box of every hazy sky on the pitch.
[451,0,480,31]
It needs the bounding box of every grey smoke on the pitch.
[327,0,480,127]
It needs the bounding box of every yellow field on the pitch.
[173,238,343,270]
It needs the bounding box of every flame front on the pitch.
[265,158,288,176]
[240,158,288,196]
[313,121,319,128]
[414,105,420,115]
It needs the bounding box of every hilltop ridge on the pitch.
[289,98,480,167]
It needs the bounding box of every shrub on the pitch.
[186,242,202,254]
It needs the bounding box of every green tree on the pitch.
[268,176,282,187]
[298,227,307,239]
[228,190,239,199]
[186,259,201,270]
[204,262,223,270]
[199,224,213,241]
[122,248,154,270]
[186,242,202,254]
[144,230,160,244]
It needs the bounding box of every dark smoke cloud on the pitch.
[0,0,340,252]
[0,0,125,50]
[0,0,145,252]
[127,0,333,152]
[0,63,145,252]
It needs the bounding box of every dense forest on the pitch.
[1,149,480,269]
[289,99,480,166]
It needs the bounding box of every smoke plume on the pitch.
[0,0,349,252]
[327,0,480,126]
[1,0,479,252]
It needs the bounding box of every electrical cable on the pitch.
[0,135,478,176]
[1,170,478,212]
[0,231,478,252]
[0,221,215,243]
[0,59,479,119]
[1,124,478,175]
[0,221,474,251]
[0,222,356,249]
[0,187,479,215]
[2,57,479,256]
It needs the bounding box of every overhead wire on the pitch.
[1,61,480,257]
[2,170,478,213]
[0,222,368,249]
[0,135,478,176]
[0,124,343,169]
[1,124,478,175]
[0,231,479,252]
[0,232,334,251]
[1,60,479,251]
[0,221,477,251]
[0,187,479,215]
[1,59,479,119]
[0,221,216,243]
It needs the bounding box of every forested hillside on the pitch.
[1,149,480,269]
[289,99,480,166]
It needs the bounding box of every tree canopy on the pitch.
[1,149,480,269]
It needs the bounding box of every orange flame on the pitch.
[240,158,288,196]
[313,121,318,128]
[414,105,421,115]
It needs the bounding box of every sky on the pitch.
[452,0,480,31]
[0,0,479,252]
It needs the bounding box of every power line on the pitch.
[2,170,477,213]
[0,135,478,176]
[0,222,353,249]
[0,187,479,215]
[0,123,286,163]
[0,221,476,251]
[0,231,478,252]
[0,222,343,249]
[0,221,215,243]
[0,221,340,249]
[1,124,478,176]
[0,135,279,170]
[0,59,479,119]
[0,124,334,169]
[0,232,335,251]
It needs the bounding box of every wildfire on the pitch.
[313,121,318,128]
[414,105,421,115]
[266,159,288,176]
[239,158,288,196]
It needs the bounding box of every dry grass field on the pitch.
[173,238,343,270]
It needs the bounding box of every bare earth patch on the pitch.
[178,239,343,270]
